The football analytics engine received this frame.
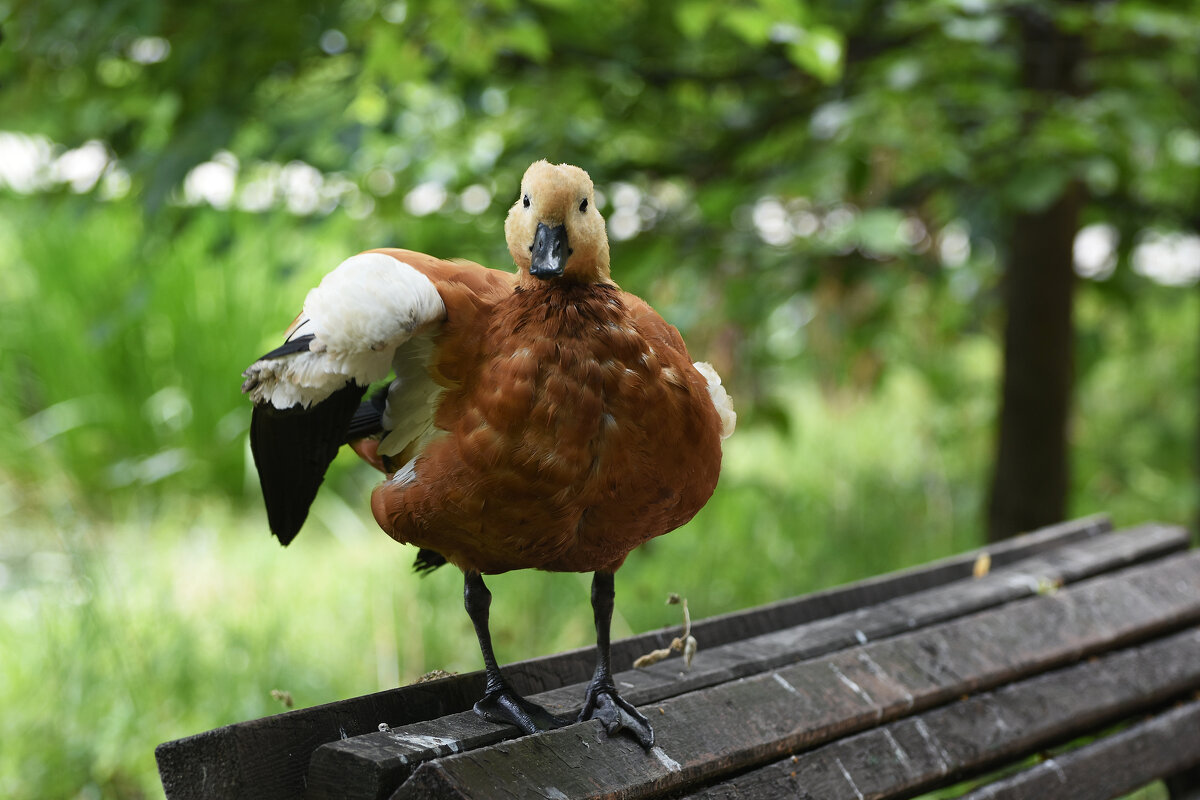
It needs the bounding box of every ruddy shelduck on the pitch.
[242,160,735,747]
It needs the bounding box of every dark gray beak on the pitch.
[530,222,569,279]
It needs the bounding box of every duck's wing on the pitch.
[624,294,736,441]
[366,249,518,462]
[241,250,513,545]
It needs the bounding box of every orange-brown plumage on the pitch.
[370,278,724,575]
[242,160,733,746]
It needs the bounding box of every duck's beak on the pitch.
[529,222,569,279]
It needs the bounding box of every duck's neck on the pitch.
[506,281,622,332]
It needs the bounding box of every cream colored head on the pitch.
[505,160,611,286]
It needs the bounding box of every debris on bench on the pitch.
[633,593,697,670]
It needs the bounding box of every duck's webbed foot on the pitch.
[579,680,655,749]
[463,570,570,735]
[579,571,655,749]
[474,688,571,734]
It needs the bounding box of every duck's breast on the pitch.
[375,283,723,574]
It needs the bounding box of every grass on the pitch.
[0,193,1195,798]
[0,197,368,508]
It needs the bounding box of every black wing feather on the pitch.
[344,385,390,442]
[257,333,316,361]
[250,381,367,545]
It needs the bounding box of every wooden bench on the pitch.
[156,514,1200,799]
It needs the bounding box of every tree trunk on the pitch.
[987,187,1082,541]
[985,8,1086,542]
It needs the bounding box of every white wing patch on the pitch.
[303,252,445,353]
[243,253,446,409]
[693,361,736,440]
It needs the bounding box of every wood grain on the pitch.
[307,523,1179,800]
[157,515,1115,800]
[391,549,1200,800]
[691,634,1200,799]
[953,699,1200,800]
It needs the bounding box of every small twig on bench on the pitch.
[633,593,699,670]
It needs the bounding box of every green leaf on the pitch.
[349,84,388,126]
[1001,163,1071,213]
[675,1,719,39]
[785,26,843,84]
[854,209,908,257]
[722,7,773,46]
[501,17,551,64]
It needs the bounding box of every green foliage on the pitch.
[1074,285,1200,524]
[5,0,1199,398]
[1,0,1199,797]
[0,196,371,505]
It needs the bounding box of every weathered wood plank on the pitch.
[956,701,1200,800]
[305,523,1185,800]
[390,549,1200,800]
[156,514,1113,800]
[634,513,1113,669]
[690,633,1200,800]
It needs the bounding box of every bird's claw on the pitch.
[474,689,571,735]
[579,684,655,749]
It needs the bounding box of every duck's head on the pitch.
[505,160,611,286]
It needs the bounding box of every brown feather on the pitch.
[370,279,722,575]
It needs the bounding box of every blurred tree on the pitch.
[987,6,1085,541]
[1,0,1197,530]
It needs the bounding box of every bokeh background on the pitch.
[1,1,1197,797]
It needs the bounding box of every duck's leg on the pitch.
[464,570,569,733]
[578,572,655,748]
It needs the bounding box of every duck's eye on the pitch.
[523,194,530,209]
[579,198,588,213]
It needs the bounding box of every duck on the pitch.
[241,160,735,748]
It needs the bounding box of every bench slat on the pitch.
[390,548,1200,800]
[688,633,1200,800]
[948,698,1200,800]
[304,523,1185,800]
[157,515,1113,800]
